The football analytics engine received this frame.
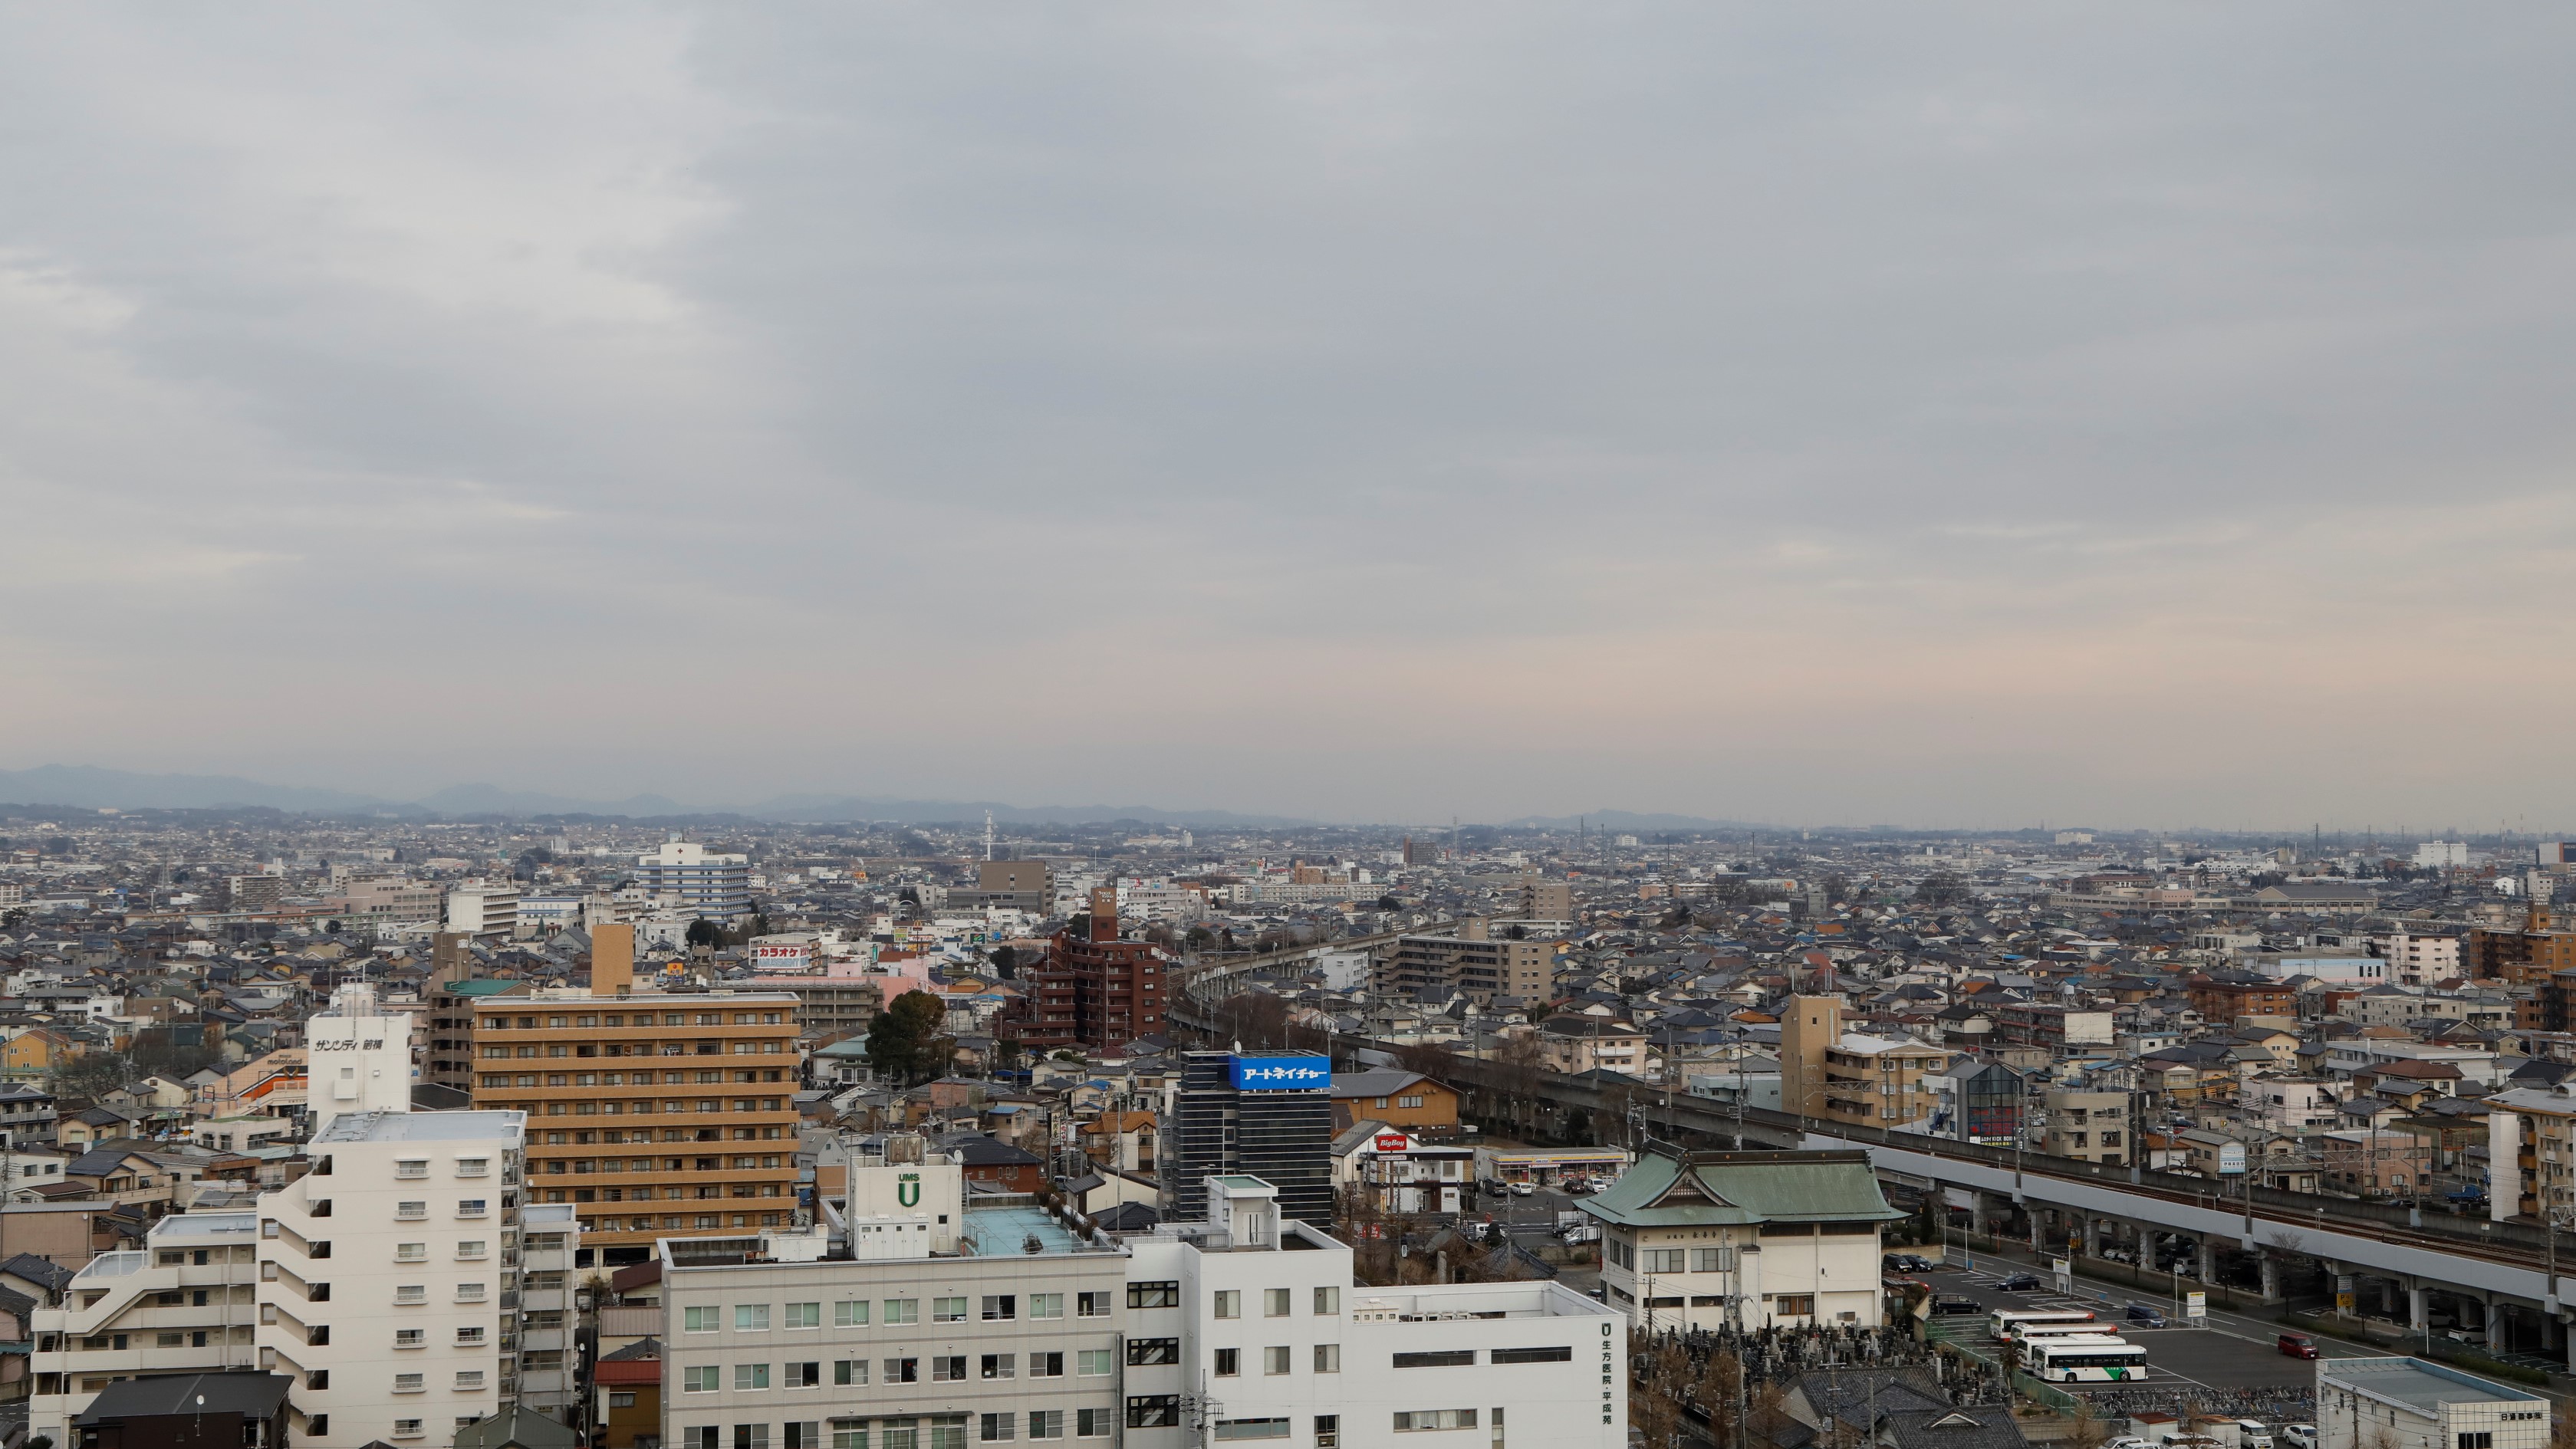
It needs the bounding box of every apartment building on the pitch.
[306,981,415,1136]
[1988,1004,2114,1056]
[660,1164,1624,1449]
[2039,1089,2127,1166]
[634,841,754,921]
[1584,1148,1899,1334]
[2483,1084,2576,1222]
[1370,924,1553,1006]
[29,1210,264,1445]
[1022,899,1168,1053]
[257,1109,537,1449]
[445,882,521,941]
[521,1202,584,1414]
[470,991,803,1265]
[1778,997,1945,1129]
[2370,930,2463,987]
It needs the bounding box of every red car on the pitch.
[2278,1332,2320,1360]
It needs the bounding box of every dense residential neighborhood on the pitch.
[0,807,2568,1449]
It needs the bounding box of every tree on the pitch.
[685,918,723,949]
[988,945,1018,978]
[867,991,951,1084]
[1393,1040,1455,1082]
[48,1051,134,1111]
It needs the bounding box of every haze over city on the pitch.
[8,6,2576,826]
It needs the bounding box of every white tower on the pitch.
[985,809,997,861]
[306,980,413,1133]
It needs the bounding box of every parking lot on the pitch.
[1920,1260,2357,1404]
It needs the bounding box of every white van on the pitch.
[2235,1422,2274,1449]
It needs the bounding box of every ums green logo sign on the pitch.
[898,1171,921,1207]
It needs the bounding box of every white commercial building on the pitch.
[29,1211,265,1445]
[258,1109,544,1449]
[2413,843,2472,870]
[656,1151,1624,1449]
[2315,1357,2545,1449]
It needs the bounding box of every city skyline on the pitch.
[7,8,2576,826]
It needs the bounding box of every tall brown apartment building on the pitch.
[1020,893,1168,1052]
[468,988,803,1266]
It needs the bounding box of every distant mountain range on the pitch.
[1501,810,1753,832]
[0,764,1317,827]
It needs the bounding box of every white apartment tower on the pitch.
[306,981,415,1135]
[258,1109,549,1449]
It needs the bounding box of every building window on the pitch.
[884,1359,919,1384]
[884,1299,920,1325]
[1314,1344,1340,1373]
[1076,1411,1107,1440]
[1212,1290,1239,1319]
[1393,1411,1478,1432]
[981,1355,1015,1381]
[1212,1349,1239,1378]
[393,1421,423,1439]
[979,1416,1014,1444]
[1126,1398,1181,1430]
[1772,1295,1815,1317]
[395,1373,425,1393]
[455,1372,485,1392]
[1316,1417,1339,1449]
[1127,1283,1177,1309]
[738,1305,772,1331]
[735,1427,772,1449]
[1028,1413,1063,1442]
[1078,1292,1112,1317]
[1394,1352,1476,1368]
[1029,1353,1064,1378]
[1314,1286,1339,1315]
[785,1303,821,1329]
[1027,1293,1062,1319]
[1264,1346,1291,1375]
[981,1295,1016,1321]
[686,1367,720,1394]
[834,1361,869,1386]
[931,1356,967,1383]
[832,1424,867,1449]
[788,1362,820,1388]
[786,1424,820,1449]
[737,1365,771,1391]
[685,1306,719,1333]
[933,1297,967,1323]
[396,1329,426,1349]
[1078,1351,1114,1377]
[834,1301,870,1327]
[1643,1250,1685,1274]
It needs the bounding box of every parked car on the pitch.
[2277,1332,2320,1360]
[2124,1303,2166,1327]
[2106,1437,2155,1449]
[1509,1181,1535,1197]
[1930,1296,1983,1316]
[1996,1272,2041,1292]
[2282,1424,2318,1449]
[1883,1254,1936,1274]
[2235,1420,2274,1449]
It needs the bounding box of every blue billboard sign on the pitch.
[1230,1054,1330,1091]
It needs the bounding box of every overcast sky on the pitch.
[4,5,2574,829]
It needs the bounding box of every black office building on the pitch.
[1172,1049,1334,1225]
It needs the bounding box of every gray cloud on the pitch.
[4,3,2574,827]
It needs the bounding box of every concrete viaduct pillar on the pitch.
[2259,1252,2282,1301]
[2409,1281,2428,1334]
[2197,1239,2216,1282]
[2486,1296,2508,1352]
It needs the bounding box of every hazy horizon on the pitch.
[7,7,2576,829]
